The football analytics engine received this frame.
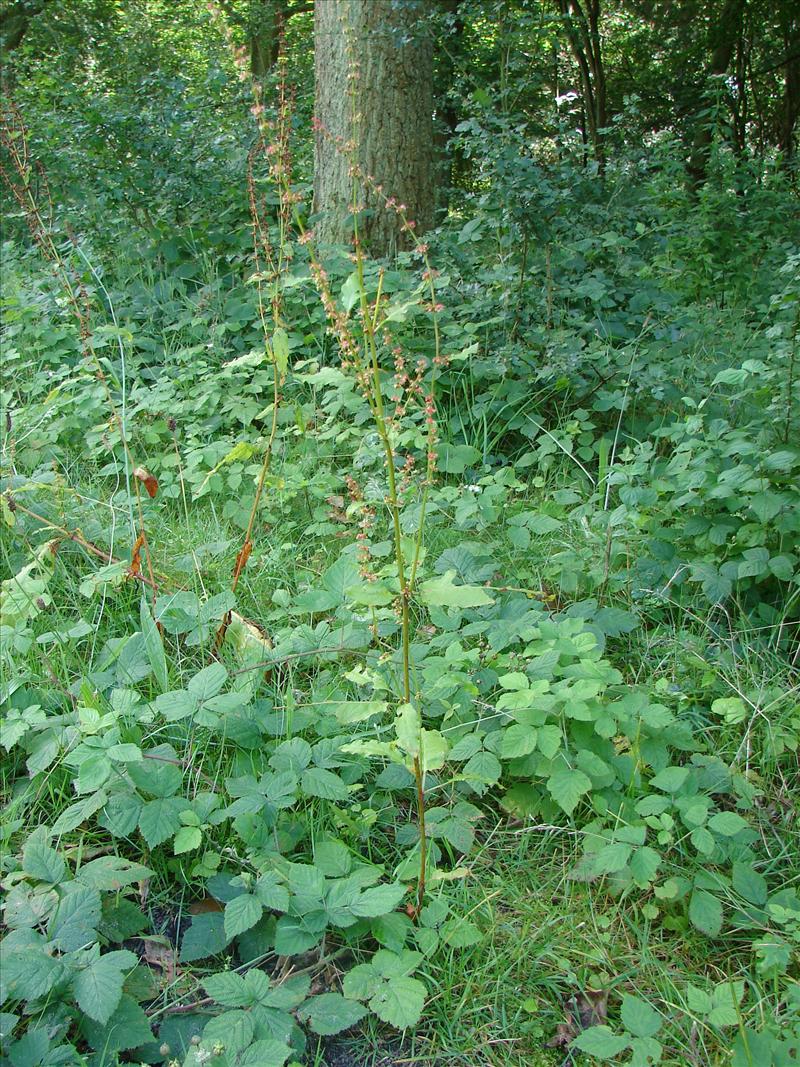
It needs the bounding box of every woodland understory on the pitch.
[0,2,799,1066]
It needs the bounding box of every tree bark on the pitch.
[555,0,608,174]
[313,0,435,256]
[686,0,747,188]
[778,8,800,167]
[0,0,49,55]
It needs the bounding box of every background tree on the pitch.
[554,0,607,172]
[313,0,435,255]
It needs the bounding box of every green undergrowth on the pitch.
[2,115,800,1067]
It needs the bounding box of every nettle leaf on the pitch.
[298,992,368,1036]
[224,893,263,939]
[546,767,592,815]
[74,949,138,1024]
[419,570,494,609]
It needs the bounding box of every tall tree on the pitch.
[217,0,310,81]
[0,0,49,55]
[686,0,747,187]
[313,0,435,255]
[777,3,799,167]
[554,0,608,173]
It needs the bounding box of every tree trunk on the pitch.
[555,0,608,174]
[434,0,464,196]
[0,0,49,56]
[686,0,747,188]
[248,0,282,81]
[778,9,800,167]
[313,0,435,256]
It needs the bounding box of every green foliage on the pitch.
[1,3,799,1064]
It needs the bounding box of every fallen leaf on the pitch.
[134,467,159,498]
[546,987,609,1048]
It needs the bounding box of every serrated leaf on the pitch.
[74,949,137,1024]
[546,767,592,815]
[48,884,102,950]
[689,889,723,936]
[369,975,426,1029]
[731,862,767,906]
[419,570,494,609]
[224,893,263,939]
[298,992,368,1036]
[174,826,203,854]
[187,662,228,701]
[707,981,745,1027]
[621,994,662,1038]
[500,723,538,759]
[708,811,748,836]
[650,766,689,792]
[328,700,388,724]
[630,847,662,887]
[51,789,108,836]
[154,689,198,722]
[180,912,228,961]
[138,797,185,848]
[593,842,633,875]
[441,917,482,947]
[202,1010,254,1054]
[239,1039,292,1066]
[255,871,290,912]
[141,596,168,692]
[80,994,153,1052]
[76,857,153,890]
[351,883,407,918]
[571,1025,630,1057]
[22,835,65,884]
[204,971,248,1007]
[301,766,349,801]
[271,327,290,378]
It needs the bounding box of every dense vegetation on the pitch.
[1,2,798,1066]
